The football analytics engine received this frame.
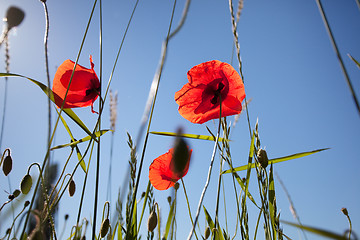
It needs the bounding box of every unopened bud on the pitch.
[2,155,12,176]
[204,226,210,239]
[12,189,20,198]
[341,207,348,216]
[68,179,76,197]
[171,128,190,174]
[167,196,172,204]
[147,210,157,232]
[5,6,25,30]
[100,218,110,238]
[257,149,268,169]
[24,201,30,207]
[174,182,180,190]
[20,174,32,194]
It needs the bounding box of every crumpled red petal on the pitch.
[149,148,192,190]
[175,60,245,124]
[52,55,100,112]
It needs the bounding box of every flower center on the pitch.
[210,82,225,105]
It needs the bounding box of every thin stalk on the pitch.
[0,34,9,152]
[92,0,103,238]
[181,178,199,240]
[42,1,51,172]
[187,97,222,240]
[316,0,360,116]
[125,1,178,237]
[228,0,252,137]
[19,1,98,237]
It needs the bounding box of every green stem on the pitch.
[181,179,199,240]
[187,96,222,240]
[125,1,178,237]
[316,0,360,116]
[92,0,103,238]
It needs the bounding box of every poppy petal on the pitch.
[149,148,192,190]
[52,56,100,111]
[175,60,245,124]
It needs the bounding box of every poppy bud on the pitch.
[174,182,180,190]
[147,209,157,232]
[12,189,20,198]
[2,155,12,176]
[204,226,210,239]
[167,196,172,204]
[5,6,25,30]
[20,174,32,194]
[171,130,189,174]
[65,214,69,220]
[257,149,268,169]
[8,194,15,200]
[341,207,348,216]
[100,218,110,238]
[6,228,11,235]
[24,200,30,207]
[68,179,76,197]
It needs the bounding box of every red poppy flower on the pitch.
[175,60,246,124]
[149,148,192,190]
[52,55,100,113]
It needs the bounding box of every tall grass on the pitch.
[0,1,357,240]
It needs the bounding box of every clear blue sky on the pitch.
[0,0,359,239]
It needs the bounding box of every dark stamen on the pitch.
[210,82,225,104]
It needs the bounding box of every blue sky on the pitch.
[0,0,360,239]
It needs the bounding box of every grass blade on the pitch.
[0,73,93,136]
[163,200,175,240]
[222,148,329,174]
[150,131,228,142]
[281,221,347,240]
[348,54,360,69]
[203,206,225,240]
[50,129,112,150]
[55,107,87,172]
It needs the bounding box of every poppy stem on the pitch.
[187,96,222,240]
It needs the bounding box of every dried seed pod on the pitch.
[204,226,210,239]
[20,174,32,194]
[147,209,157,232]
[100,218,110,238]
[68,179,76,197]
[257,148,268,169]
[2,155,12,176]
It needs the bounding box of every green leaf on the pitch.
[222,148,329,174]
[55,108,87,173]
[117,222,122,240]
[281,221,347,240]
[0,73,92,136]
[348,54,360,69]
[150,131,228,142]
[163,200,175,240]
[203,206,225,240]
[51,130,112,150]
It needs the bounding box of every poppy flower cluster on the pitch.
[149,60,245,190]
[52,55,100,113]
[175,60,245,124]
